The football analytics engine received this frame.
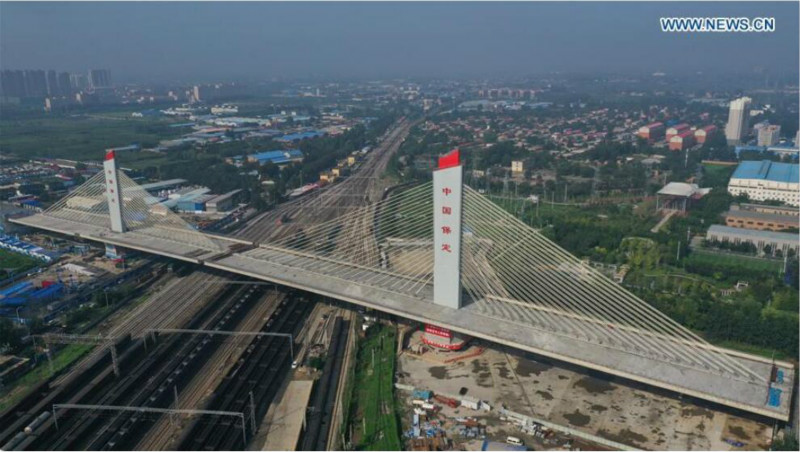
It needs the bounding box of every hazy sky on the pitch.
[1,1,798,82]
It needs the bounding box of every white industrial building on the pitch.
[706,225,798,257]
[728,160,800,207]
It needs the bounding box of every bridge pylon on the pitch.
[103,149,126,233]
[432,149,463,309]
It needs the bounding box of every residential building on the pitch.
[69,73,88,90]
[666,123,690,141]
[511,160,524,174]
[57,72,71,96]
[725,97,751,145]
[694,125,717,144]
[758,125,781,147]
[24,70,48,98]
[46,70,59,96]
[669,130,695,151]
[728,160,800,206]
[88,69,111,88]
[1,70,26,99]
[637,122,664,140]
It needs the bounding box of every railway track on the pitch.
[14,281,259,450]
[235,118,413,244]
[300,316,351,451]
[136,289,287,450]
[52,269,232,388]
[177,296,313,450]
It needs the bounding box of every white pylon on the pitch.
[103,149,126,233]
[432,149,463,309]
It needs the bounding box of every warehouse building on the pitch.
[206,189,244,213]
[724,203,798,232]
[226,149,304,167]
[139,179,188,194]
[728,160,800,206]
[724,208,798,232]
[706,225,798,256]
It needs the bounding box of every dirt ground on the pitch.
[397,333,774,451]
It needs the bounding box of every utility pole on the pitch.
[676,240,681,261]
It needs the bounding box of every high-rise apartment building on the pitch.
[725,96,752,145]
[46,70,59,96]
[58,72,72,96]
[88,69,112,88]
[70,73,88,90]
[1,70,27,99]
[24,70,48,98]
[757,125,781,147]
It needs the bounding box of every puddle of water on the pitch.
[536,390,553,401]
[589,404,607,413]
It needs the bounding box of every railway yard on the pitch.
[0,119,414,451]
[1,117,787,452]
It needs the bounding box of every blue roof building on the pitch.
[276,131,326,142]
[731,160,799,184]
[729,160,800,206]
[246,149,304,166]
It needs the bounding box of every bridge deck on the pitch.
[11,214,793,421]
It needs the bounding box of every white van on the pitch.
[506,436,523,446]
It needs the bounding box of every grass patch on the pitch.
[0,343,93,412]
[702,163,735,188]
[347,324,402,451]
[686,249,784,273]
[0,116,182,162]
[0,249,41,275]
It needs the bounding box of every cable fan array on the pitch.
[39,173,763,383]
[42,171,223,252]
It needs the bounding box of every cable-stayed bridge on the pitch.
[11,150,793,422]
